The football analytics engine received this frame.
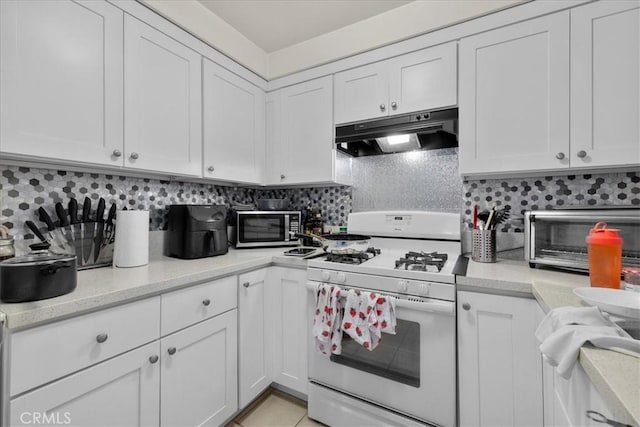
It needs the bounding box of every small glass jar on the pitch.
[0,237,15,261]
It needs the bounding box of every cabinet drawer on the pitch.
[10,297,160,397]
[161,276,237,335]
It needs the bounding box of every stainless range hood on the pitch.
[335,107,458,157]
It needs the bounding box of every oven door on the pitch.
[236,212,293,247]
[307,281,456,427]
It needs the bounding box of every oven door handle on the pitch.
[306,282,455,316]
[395,298,455,316]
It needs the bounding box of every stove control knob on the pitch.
[337,272,346,283]
[419,283,430,296]
[321,270,331,281]
[397,280,409,292]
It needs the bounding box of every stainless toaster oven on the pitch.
[524,208,640,272]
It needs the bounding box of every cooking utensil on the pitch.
[93,198,106,263]
[473,205,478,229]
[81,197,93,265]
[256,199,289,211]
[104,203,117,244]
[0,243,76,302]
[55,202,74,244]
[25,220,47,243]
[38,207,73,253]
[292,232,371,254]
[68,198,82,255]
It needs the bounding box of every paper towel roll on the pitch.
[113,210,149,268]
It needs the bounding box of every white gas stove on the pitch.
[307,211,461,427]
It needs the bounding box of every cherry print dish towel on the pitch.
[341,289,396,351]
[312,283,343,355]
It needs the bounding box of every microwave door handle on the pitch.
[284,215,290,241]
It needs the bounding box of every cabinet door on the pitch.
[334,61,388,124]
[0,0,124,166]
[389,42,457,115]
[459,12,570,175]
[203,59,265,184]
[238,268,271,408]
[457,291,543,427]
[571,1,640,168]
[269,267,309,395]
[278,76,335,185]
[161,310,238,427]
[10,341,160,426]
[124,15,202,176]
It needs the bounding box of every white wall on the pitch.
[142,0,522,80]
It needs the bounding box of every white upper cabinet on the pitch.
[0,0,124,166]
[266,76,342,185]
[124,15,202,177]
[203,59,265,184]
[571,1,640,169]
[334,42,457,124]
[459,12,571,176]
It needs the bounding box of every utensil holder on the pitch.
[472,229,496,263]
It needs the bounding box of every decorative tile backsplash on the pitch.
[351,148,463,214]
[2,163,638,241]
[0,166,352,240]
[462,171,640,231]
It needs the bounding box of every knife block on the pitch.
[65,223,116,270]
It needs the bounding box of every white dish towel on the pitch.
[535,306,640,379]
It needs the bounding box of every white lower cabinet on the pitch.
[457,291,543,427]
[10,341,161,426]
[161,310,238,426]
[269,267,309,395]
[238,268,272,408]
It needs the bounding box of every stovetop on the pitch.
[307,238,460,284]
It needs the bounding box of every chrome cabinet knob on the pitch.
[462,303,471,311]
[391,101,397,110]
[379,103,386,111]
[202,299,211,306]
[167,347,177,355]
[96,333,108,343]
[577,150,587,158]
[280,174,286,180]
[207,166,214,172]
[243,282,250,288]
[112,149,122,157]
[555,152,565,160]
[149,355,159,364]
[130,152,139,160]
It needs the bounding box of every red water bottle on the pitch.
[586,222,623,289]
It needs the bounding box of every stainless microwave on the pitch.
[524,208,640,272]
[234,211,301,248]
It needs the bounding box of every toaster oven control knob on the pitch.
[336,272,346,283]
[397,280,409,292]
[321,270,331,281]
[555,152,565,160]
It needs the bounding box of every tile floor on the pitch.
[229,390,324,427]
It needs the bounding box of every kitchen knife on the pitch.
[55,202,74,246]
[104,203,117,244]
[37,207,70,253]
[25,220,47,243]
[81,197,93,265]
[93,198,106,262]
[68,198,82,261]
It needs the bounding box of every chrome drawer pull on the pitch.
[96,333,108,343]
[149,355,159,364]
[202,299,211,306]
[168,347,177,355]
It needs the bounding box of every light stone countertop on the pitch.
[0,247,308,330]
[460,255,640,426]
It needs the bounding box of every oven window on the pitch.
[239,215,285,242]
[330,319,420,388]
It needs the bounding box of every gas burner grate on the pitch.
[325,247,381,265]
[395,251,448,272]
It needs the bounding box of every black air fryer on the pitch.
[167,205,228,259]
